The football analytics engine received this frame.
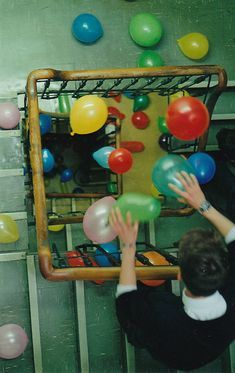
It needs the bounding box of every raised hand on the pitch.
[168,171,206,210]
[109,207,139,250]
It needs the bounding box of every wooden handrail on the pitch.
[27,65,227,281]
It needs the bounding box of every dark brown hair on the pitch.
[179,228,229,296]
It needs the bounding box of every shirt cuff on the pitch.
[225,226,235,244]
[116,284,137,298]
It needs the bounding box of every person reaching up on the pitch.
[109,171,235,371]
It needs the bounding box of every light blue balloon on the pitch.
[72,13,103,44]
[42,148,55,173]
[152,154,195,197]
[92,146,115,168]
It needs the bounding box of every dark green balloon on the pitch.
[133,95,150,112]
[58,94,71,113]
[107,182,118,194]
[138,50,164,68]
[158,116,169,134]
[114,193,161,222]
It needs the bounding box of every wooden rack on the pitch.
[26,65,227,281]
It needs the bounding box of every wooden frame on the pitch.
[26,65,227,281]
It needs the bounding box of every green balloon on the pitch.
[138,50,164,68]
[133,95,150,112]
[129,13,163,47]
[58,94,71,113]
[158,116,169,134]
[114,193,161,222]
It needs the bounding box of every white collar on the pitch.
[182,289,227,321]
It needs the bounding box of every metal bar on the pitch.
[0,129,21,138]
[75,281,89,373]
[3,211,27,220]
[0,251,26,262]
[26,255,43,373]
[65,197,89,373]
[221,348,232,373]
[125,335,135,373]
[229,343,235,372]
[0,168,24,177]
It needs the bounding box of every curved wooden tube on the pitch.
[27,65,227,281]
[39,245,179,282]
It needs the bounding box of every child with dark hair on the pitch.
[110,172,235,371]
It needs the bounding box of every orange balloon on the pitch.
[136,251,169,286]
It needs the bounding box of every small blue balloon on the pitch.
[60,168,73,183]
[94,242,120,267]
[73,187,84,194]
[188,152,216,184]
[42,148,55,173]
[39,114,52,135]
[123,91,136,99]
[72,13,103,44]
[92,146,115,168]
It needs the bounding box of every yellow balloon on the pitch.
[169,90,190,103]
[0,214,19,243]
[177,33,209,60]
[48,224,65,232]
[70,95,108,135]
[150,183,163,200]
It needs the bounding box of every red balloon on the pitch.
[108,148,133,174]
[120,141,145,153]
[131,111,150,129]
[108,106,126,120]
[166,97,209,141]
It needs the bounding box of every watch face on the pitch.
[199,200,211,213]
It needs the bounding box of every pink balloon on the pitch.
[83,196,117,243]
[0,102,20,129]
[0,324,28,359]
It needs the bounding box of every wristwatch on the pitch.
[198,200,212,214]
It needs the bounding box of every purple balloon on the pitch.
[0,103,20,129]
[0,324,28,359]
[83,196,117,243]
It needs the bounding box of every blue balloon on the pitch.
[92,146,115,168]
[123,91,136,99]
[94,242,120,267]
[39,114,52,135]
[42,149,55,173]
[188,152,216,184]
[72,13,103,44]
[60,168,73,183]
[73,187,84,194]
[152,154,195,197]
